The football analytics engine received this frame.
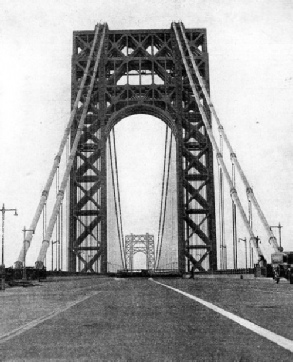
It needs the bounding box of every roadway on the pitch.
[0,276,293,361]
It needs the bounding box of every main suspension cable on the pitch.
[177,21,277,252]
[172,22,263,258]
[16,23,104,268]
[36,23,107,268]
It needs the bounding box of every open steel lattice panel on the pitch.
[69,24,217,273]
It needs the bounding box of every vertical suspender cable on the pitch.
[51,239,53,271]
[178,21,278,251]
[36,24,106,268]
[249,198,253,230]
[56,166,60,270]
[248,199,253,267]
[53,170,56,271]
[218,135,226,269]
[172,22,263,258]
[112,128,126,268]
[218,162,223,268]
[42,204,47,267]
[58,155,62,270]
[78,156,82,272]
[60,202,63,270]
[109,132,125,269]
[155,126,169,268]
[156,133,173,269]
[65,136,69,271]
[77,156,80,272]
[85,162,88,269]
[16,23,103,268]
[232,162,237,268]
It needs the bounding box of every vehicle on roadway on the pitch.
[271,251,293,284]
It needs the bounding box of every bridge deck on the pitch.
[0,276,293,361]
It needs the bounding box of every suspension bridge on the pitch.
[1,21,292,360]
[11,21,281,275]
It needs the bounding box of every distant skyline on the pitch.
[0,0,293,268]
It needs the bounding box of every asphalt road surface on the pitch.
[0,276,293,361]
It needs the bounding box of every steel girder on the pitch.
[69,24,217,273]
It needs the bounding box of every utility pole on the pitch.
[239,237,247,269]
[250,239,253,268]
[52,240,59,271]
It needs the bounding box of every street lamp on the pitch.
[270,223,283,249]
[22,227,35,280]
[52,240,60,271]
[238,237,247,269]
[1,204,18,291]
[255,236,261,248]
[249,237,255,268]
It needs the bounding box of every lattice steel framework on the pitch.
[125,234,155,270]
[69,23,217,273]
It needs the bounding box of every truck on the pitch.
[271,251,293,284]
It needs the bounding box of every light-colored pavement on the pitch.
[0,276,292,361]
[0,276,110,338]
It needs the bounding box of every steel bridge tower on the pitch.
[125,234,155,270]
[69,24,217,274]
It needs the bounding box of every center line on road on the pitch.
[152,280,293,353]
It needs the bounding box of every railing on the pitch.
[211,268,255,275]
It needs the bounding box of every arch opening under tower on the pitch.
[106,114,178,272]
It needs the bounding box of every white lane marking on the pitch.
[0,291,101,344]
[152,280,293,353]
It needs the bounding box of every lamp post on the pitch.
[22,227,35,280]
[270,223,283,249]
[51,240,60,271]
[255,236,261,249]
[249,238,253,268]
[1,204,18,290]
[238,237,247,269]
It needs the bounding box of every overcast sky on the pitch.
[0,0,293,268]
